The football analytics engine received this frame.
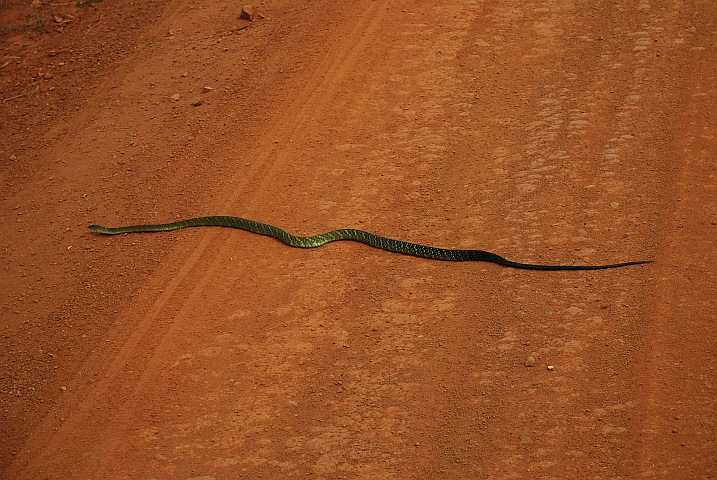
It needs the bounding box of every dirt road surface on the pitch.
[2,0,716,478]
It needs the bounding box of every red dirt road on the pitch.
[2,0,716,478]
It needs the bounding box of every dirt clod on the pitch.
[241,5,254,21]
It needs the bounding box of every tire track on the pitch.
[10,1,397,477]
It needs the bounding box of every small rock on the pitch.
[519,434,532,443]
[547,365,554,371]
[60,386,67,391]
[181,71,188,77]
[524,356,535,367]
[191,97,203,106]
[171,93,181,101]
[241,5,254,21]
[202,85,213,93]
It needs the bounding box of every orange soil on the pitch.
[1,0,716,478]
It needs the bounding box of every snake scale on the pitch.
[88,216,651,271]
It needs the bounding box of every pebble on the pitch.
[547,365,554,371]
[241,5,254,21]
[524,356,535,367]
[191,97,203,106]
[171,93,180,101]
[203,86,213,93]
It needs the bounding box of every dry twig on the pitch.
[85,14,102,35]
[3,93,25,103]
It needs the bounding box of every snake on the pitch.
[88,216,651,271]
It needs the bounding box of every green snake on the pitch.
[88,216,650,271]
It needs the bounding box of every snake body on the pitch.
[88,216,650,271]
